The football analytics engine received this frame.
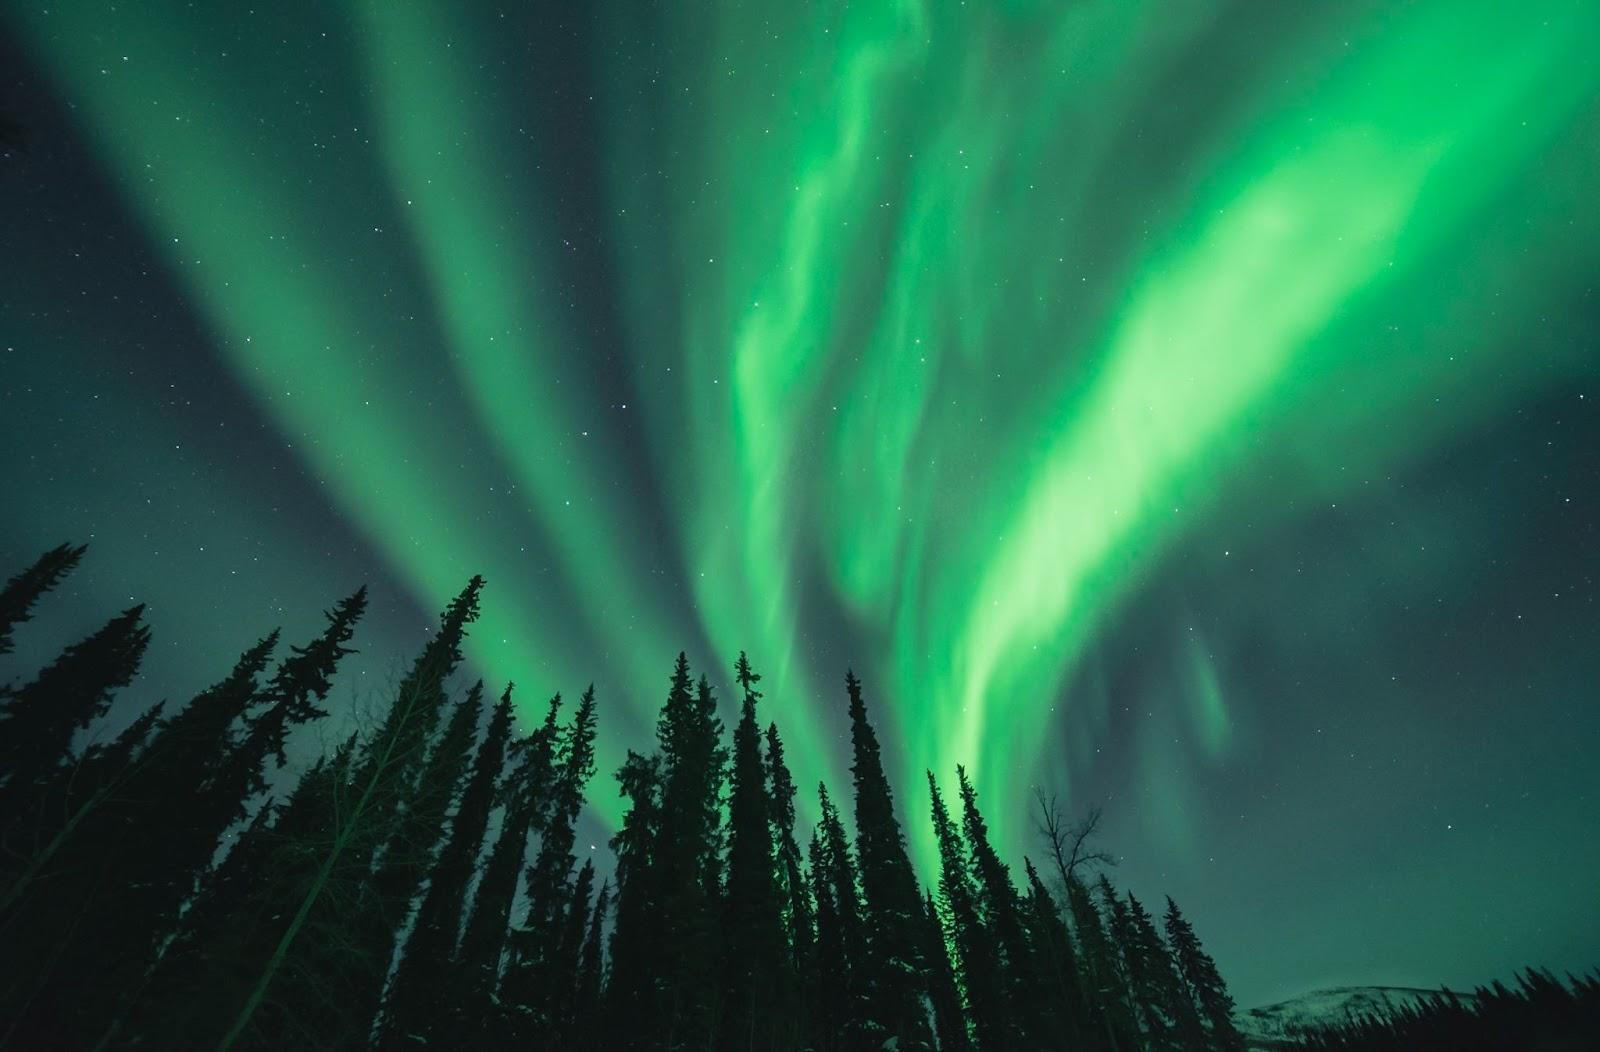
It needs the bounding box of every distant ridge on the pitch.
[1236,986,1476,1048]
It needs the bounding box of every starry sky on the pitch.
[2,0,1598,1010]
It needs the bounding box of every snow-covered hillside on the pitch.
[1234,986,1474,1048]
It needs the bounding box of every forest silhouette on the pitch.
[0,544,1593,1051]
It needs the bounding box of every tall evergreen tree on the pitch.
[118,594,365,1046]
[209,576,483,1051]
[929,770,1005,1049]
[573,878,610,1050]
[382,681,516,1045]
[0,604,150,817]
[1070,874,1138,1052]
[532,857,598,1044]
[0,542,85,659]
[1022,857,1091,1049]
[506,685,598,1036]
[144,733,361,1047]
[235,587,368,781]
[808,825,852,1052]
[844,670,933,1050]
[1099,875,1180,1050]
[766,721,815,979]
[605,747,665,1047]
[957,764,1046,1046]
[362,680,486,1041]
[53,635,284,1046]
[922,888,973,1052]
[454,688,563,1007]
[816,779,872,1046]
[1126,891,1202,1050]
[1164,897,1243,1051]
[0,700,164,1048]
[720,652,789,1050]
[648,657,728,1049]
[0,631,272,932]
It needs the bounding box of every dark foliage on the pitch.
[1,545,1575,1052]
[1290,969,1600,1051]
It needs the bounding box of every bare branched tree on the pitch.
[1033,787,1116,897]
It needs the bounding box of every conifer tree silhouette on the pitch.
[573,878,610,1049]
[211,577,482,1051]
[922,887,974,1052]
[929,769,1005,1048]
[958,763,1052,1046]
[545,858,598,1042]
[53,634,282,1046]
[359,679,485,1035]
[845,670,934,1050]
[808,822,853,1051]
[1071,873,1139,1051]
[766,720,815,985]
[1127,890,1202,1050]
[1164,896,1243,1051]
[0,604,149,821]
[382,681,516,1045]
[605,746,664,1046]
[651,660,727,1048]
[506,684,598,1038]
[0,555,1417,1049]
[454,687,563,1019]
[0,542,85,659]
[1023,856,1092,1049]
[816,779,869,1033]
[720,652,789,1049]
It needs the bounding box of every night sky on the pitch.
[3,0,1598,1011]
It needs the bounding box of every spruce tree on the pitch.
[605,747,664,1047]
[58,634,283,1047]
[929,770,1005,1049]
[648,657,728,1048]
[0,542,85,658]
[1070,874,1138,1051]
[816,779,872,1045]
[114,594,364,1047]
[1022,857,1090,1049]
[923,888,973,1052]
[383,681,516,1045]
[0,604,150,817]
[766,721,815,978]
[549,859,599,1039]
[363,680,486,1043]
[0,700,166,1047]
[808,825,852,1052]
[1098,876,1179,1050]
[236,587,368,780]
[844,670,933,1050]
[210,576,482,1051]
[454,689,563,1009]
[1164,897,1243,1051]
[720,652,789,1049]
[957,764,1046,1046]
[573,878,610,1050]
[0,628,272,926]
[506,685,598,1036]
[1126,891,1201,1050]
[149,734,358,1047]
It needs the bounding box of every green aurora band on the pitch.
[9,0,1599,878]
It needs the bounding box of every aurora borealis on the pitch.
[2,0,1598,1011]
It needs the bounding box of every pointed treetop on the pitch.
[734,651,762,695]
[0,542,88,656]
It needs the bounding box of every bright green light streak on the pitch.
[917,0,1600,862]
[7,3,629,819]
[347,0,684,762]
